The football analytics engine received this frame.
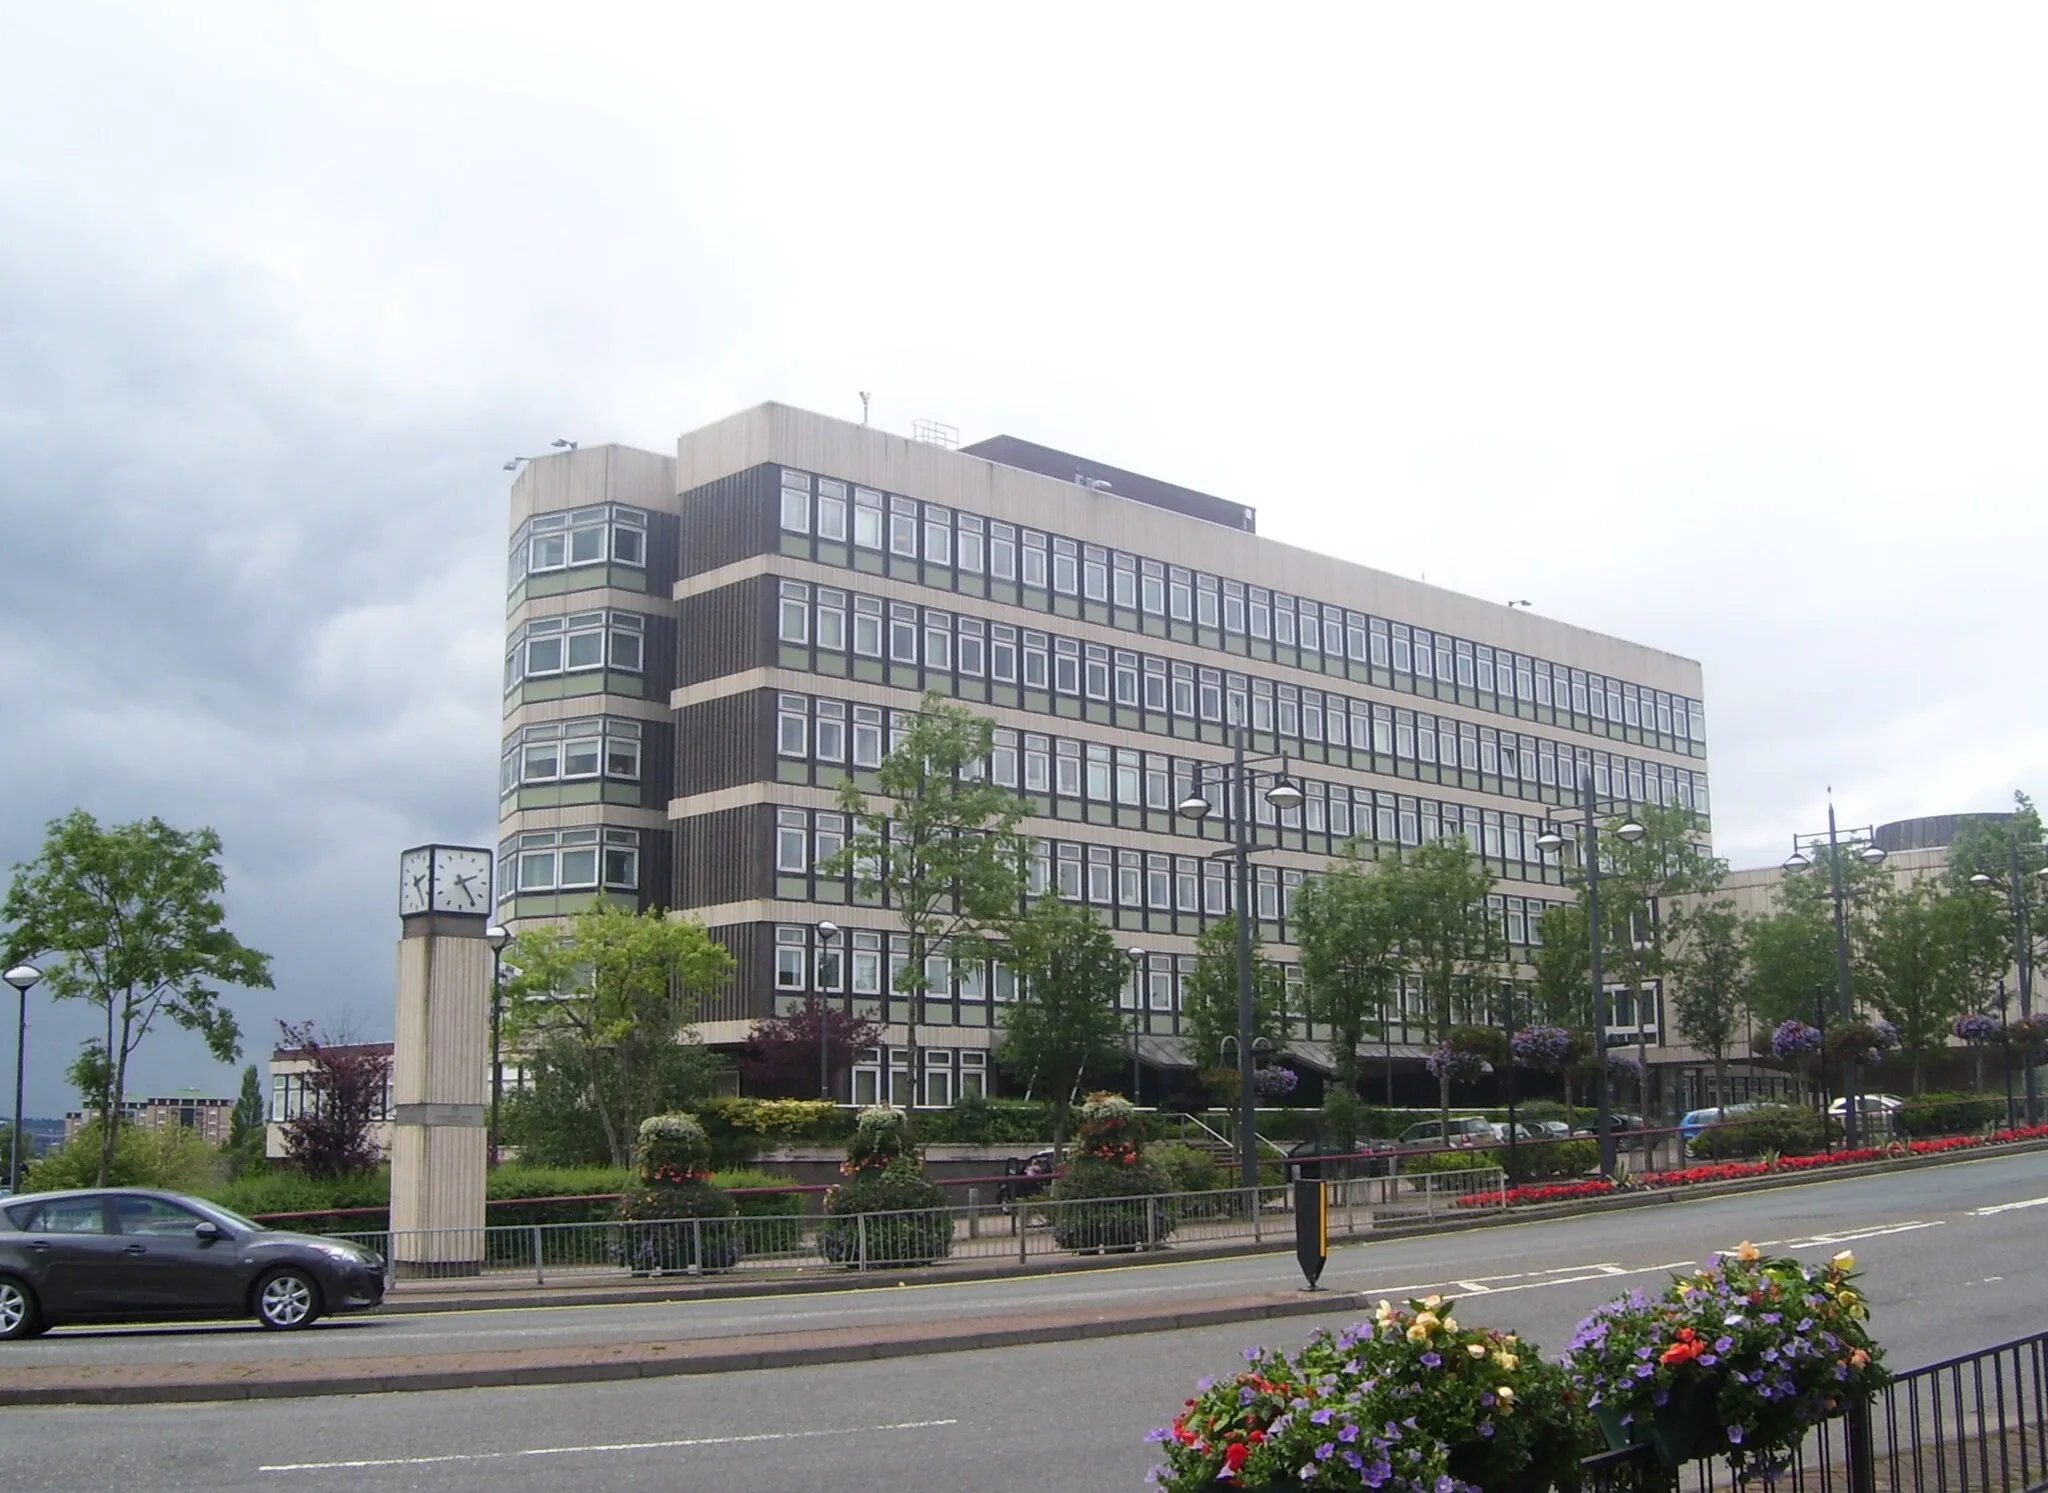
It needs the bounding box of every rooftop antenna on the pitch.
[859,392,870,426]
[1507,599,1533,610]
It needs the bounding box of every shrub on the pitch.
[212,1167,391,1230]
[692,1097,849,1167]
[712,1168,806,1217]
[817,1107,951,1266]
[1143,1141,1224,1196]
[1052,1093,1176,1251]
[616,1114,739,1272]
[27,1122,227,1196]
[913,1097,1058,1145]
[1897,1091,2002,1137]
[1498,1138,1598,1183]
[1688,1103,1824,1159]
[483,1166,629,1227]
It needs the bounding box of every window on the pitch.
[923,507,952,566]
[888,603,918,663]
[1455,639,1475,688]
[1022,531,1048,588]
[1417,716,1436,765]
[1053,638,1080,695]
[1052,537,1078,595]
[924,611,952,672]
[777,694,808,757]
[1298,601,1319,653]
[816,478,848,542]
[853,487,883,550]
[1056,740,1082,797]
[852,706,883,768]
[776,809,808,873]
[1392,623,1412,673]
[1170,663,1194,717]
[1274,594,1296,645]
[1168,567,1192,621]
[1222,580,1244,633]
[1082,546,1108,602]
[1117,850,1141,906]
[957,513,984,573]
[1535,665,1552,707]
[990,522,1017,581]
[779,472,809,534]
[991,729,1018,786]
[816,587,846,651]
[1023,631,1049,690]
[1196,575,1219,627]
[775,926,807,990]
[1413,629,1432,679]
[889,495,918,557]
[1140,561,1165,615]
[1056,843,1082,900]
[958,616,984,676]
[1024,734,1050,793]
[1114,651,1139,706]
[1142,658,1168,712]
[1085,743,1112,801]
[1146,854,1171,909]
[1477,646,1495,694]
[779,582,810,644]
[1114,552,1146,606]
[852,596,882,658]
[852,932,882,995]
[1204,863,1227,915]
[1590,674,1607,720]
[1084,644,1110,701]
[816,701,846,763]
[1277,684,1298,737]
[1115,748,1141,805]
[1089,846,1114,904]
[1368,618,1389,667]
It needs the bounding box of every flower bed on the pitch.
[1458,1124,2048,1208]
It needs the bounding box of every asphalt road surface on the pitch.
[6,1151,2048,1492]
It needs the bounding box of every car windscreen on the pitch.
[184,1197,263,1233]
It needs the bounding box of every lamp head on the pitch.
[1859,844,1888,866]
[1971,872,1995,888]
[484,925,512,952]
[1264,776,1305,812]
[1783,850,1812,873]
[551,438,577,450]
[2,964,41,994]
[1534,829,1566,852]
[1176,793,1213,821]
[1614,821,1647,844]
[816,920,840,940]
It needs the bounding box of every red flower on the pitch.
[1222,1442,1249,1473]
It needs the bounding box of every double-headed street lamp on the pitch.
[1781,802,1887,1147]
[1533,767,1645,1181]
[816,921,842,1101]
[1176,725,1304,1193]
[1967,837,2048,1126]
[484,926,513,1168]
[2,964,41,1192]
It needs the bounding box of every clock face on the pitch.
[432,848,494,916]
[398,848,434,916]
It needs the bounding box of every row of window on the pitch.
[772,692,1711,844]
[508,505,650,588]
[505,611,647,690]
[270,1073,394,1124]
[774,467,1706,746]
[500,716,645,794]
[774,581,1707,792]
[772,808,1564,941]
[496,827,642,899]
[850,1047,987,1108]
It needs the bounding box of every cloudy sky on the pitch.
[3,5,2045,1117]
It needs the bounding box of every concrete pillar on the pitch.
[388,846,493,1278]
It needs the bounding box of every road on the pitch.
[6,1150,2048,1492]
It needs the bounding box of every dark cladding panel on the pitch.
[672,803,770,911]
[959,434,1255,534]
[677,575,773,688]
[678,463,779,579]
[674,690,774,798]
[696,922,773,1024]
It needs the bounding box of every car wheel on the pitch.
[0,1275,42,1341]
[253,1268,323,1331]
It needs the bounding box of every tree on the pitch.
[276,1022,391,1179]
[1180,914,1288,1095]
[1530,900,1592,1029]
[1945,793,2047,993]
[502,902,734,1168]
[738,997,883,1100]
[1,810,270,1185]
[1861,881,2004,1094]
[824,693,1030,1128]
[225,1063,268,1177]
[1668,900,1745,1107]
[995,898,1131,1145]
[1376,839,1505,1122]
[1742,843,1891,1029]
[1293,853,1401,1093]
[1589,805,1728,1071]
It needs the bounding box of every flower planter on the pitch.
[1594,1379,1727,1469]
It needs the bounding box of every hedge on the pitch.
[1897,1092,2003,1137]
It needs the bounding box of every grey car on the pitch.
[0,1188,385,1339]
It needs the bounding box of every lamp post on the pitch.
[1126,947,1148,1102]
[1534,765,1646,1181]
[484,927,512,1168]
[1782,802,1887,1148]
[1968,840,2048,1127]
[2,965,40,1193]
[815,922,841,1102]
[1177,726,1304,1193]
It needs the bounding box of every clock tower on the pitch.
[389,844,493,1276]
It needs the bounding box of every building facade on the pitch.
[64,1094,233,1147]
[497,404,1712,1104]
[266,1040,396,1161]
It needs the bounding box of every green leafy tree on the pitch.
[996,898,1131,1145]
[1293,853,1401,1093]
[1181,915,1287,1092]
[1590,806,1727,1072]
[1,810,270,1185]
[502,903,734,1168]
[225,1063,268,1178]
[1945,792,2047,981]
[824,693,1030,1129]
[1668,900,1745,1107]
[1862,881,2005,1094]
[1530,900,1592,1029]
[1742,843,1891,1029]
[1377,839,1505,1122]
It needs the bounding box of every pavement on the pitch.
[2,1143,2045,1407]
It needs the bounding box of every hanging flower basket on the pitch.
[1511,1026,1575,1072]
[1770,1020,1822,1060]
[1953,1013,2002,1044]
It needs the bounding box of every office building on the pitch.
[497,404,1712,1104]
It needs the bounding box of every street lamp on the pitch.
[815,922,841,1102]
[1533,769,1645,1181]
[1967,847,2048,1125]
[1781,802,1887,1146]
[1177,727,1304,1192]
[2,964,40,1192]
[484,927,512,1168]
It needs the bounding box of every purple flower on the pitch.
[1729,1426,1745,1444]
[1421,1352,1442,1368]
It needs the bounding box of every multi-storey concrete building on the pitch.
[496,404,1712,1106]
[64,1094,233,1147]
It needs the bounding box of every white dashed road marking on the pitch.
[259,1419,962,1472]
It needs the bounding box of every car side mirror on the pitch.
[194,1220,224,1240]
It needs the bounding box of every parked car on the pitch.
[0,1188,386,1340]
[1489,1121,1549,1143]
[1828,1093,1905,1136]
[997,1149,1059,1210]
[1396,1117,1497,1149]
[1529,1120,1575,1142]
[1288,1137,1397,1179]
[1679,1103,1762,1155]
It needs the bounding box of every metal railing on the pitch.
[341,1168,1506,1285]
[1583,1329,2048,1492]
